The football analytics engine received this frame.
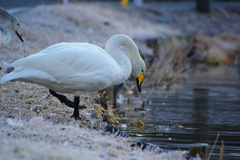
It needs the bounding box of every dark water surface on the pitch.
[119,66,240,160]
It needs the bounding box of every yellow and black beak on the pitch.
[15,26,24,42]
[15,31,24,42]
[136,72,144,92]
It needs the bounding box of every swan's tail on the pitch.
[0,66,15,83]
[0,75,12,83]
[0,66,57,84]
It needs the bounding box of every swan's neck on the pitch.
[0,7,11,22]
[105,35,140,84]
[0,25,11,47]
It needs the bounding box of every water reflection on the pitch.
[192,88,211,143]
[118,66,240,160]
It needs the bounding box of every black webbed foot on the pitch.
[49,90,87,120]
[70,114,82,120]
[49,89,87,109]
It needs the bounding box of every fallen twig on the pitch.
[208,133,220,160]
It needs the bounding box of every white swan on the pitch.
[0,7,24,48]
[0,34,146,119]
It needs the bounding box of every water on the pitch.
[118,66,240,160]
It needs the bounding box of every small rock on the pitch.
[103,21,110,26]
[119,124,127,130]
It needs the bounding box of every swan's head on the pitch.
[132,57,146,92]
[6,16,24,42]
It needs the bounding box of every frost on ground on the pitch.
[0,116,187,160]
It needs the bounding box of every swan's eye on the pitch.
[17,23,20,26]
[141,70,143,72]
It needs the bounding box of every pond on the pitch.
[118,66,240,160]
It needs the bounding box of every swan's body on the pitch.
[3,43,127,95]
[0,34,146,119]
[0,7,24,48]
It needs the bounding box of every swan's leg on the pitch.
[71,96,81,120]
[49,89,86,109]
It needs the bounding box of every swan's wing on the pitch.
[37,43,79,54]
[2,43,120,93]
